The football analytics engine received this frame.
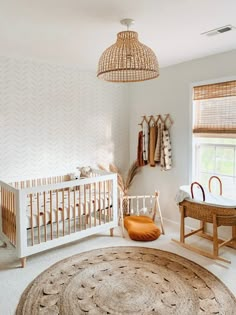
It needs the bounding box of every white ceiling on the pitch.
[1,0,236,71]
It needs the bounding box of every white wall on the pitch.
[1,50,236,224]
[0,56,129,182]
[129,50,236,223]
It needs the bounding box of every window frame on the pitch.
[194,141,236,179]
[189,76,236,184]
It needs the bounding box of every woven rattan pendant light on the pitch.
[97,19,159,83]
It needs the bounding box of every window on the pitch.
[192,80,236,199]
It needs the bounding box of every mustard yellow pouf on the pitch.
[124,216,161,241]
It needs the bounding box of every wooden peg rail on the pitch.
[138,114,173,129]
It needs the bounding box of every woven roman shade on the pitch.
[193,80,236,134]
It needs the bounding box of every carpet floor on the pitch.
[1,222,236,315]
[16,246,236,315]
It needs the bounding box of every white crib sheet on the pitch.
[26,191,112,229]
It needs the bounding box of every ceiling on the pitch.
[1,0,236,71]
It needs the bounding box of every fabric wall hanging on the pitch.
[137,114,173,170]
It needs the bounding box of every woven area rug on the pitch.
[16,247,236,315]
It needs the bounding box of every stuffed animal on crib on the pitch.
[77,166,92,178]
[68,170,81,180]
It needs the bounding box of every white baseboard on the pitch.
[163,216,233,240]
[163,217,195,232]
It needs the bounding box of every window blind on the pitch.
[193,80,236,134]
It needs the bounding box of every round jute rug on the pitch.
[16,247,236,315]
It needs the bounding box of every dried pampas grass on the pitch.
[98,161,140,195]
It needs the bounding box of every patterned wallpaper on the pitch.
[0,56,129,182]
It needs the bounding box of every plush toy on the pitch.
[68,169,81,180]
[74,170,81,179]
[68,172,80,180]
[77,166,92,178]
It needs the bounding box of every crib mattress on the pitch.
[26,191,112,229]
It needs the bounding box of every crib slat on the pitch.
[8,191,10,242]
[107,181,111,222]
[8,192,11,241]
[4,189,7,236]
[5,189,8,239]
[4,189,6,236]
[79,187,81,231]
[13,193,16,245]
[5,189,7,236]
[8,191,11,242]
[99,182,101,225]
[84,186,87,229]
[103,181,106,223]
[7,190,10,241]
[5,189,8,237]
[37,193,40,244]
[73,189,76,232]
[9,192,12,243]
[56,190,59,238]
[30,194,34,246]
[62,189,65,236]
[110,180,113,220]
[43,192,47,242]
[68,189,71,234]
[2,188,5,235]
[1,189,4,235]
[94,182,96,227]
[89,184,92,228]
[10,192,13,243]
[7,190,10,239]
[50,191,53,240]
[11,192,14,243]
[11,192,14,244]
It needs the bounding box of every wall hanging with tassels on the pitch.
[137,114,173,170]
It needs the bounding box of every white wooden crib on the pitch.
[0,169,118,267]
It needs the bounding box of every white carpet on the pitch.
[0,221,236,315]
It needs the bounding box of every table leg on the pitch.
[180,206,185,243]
